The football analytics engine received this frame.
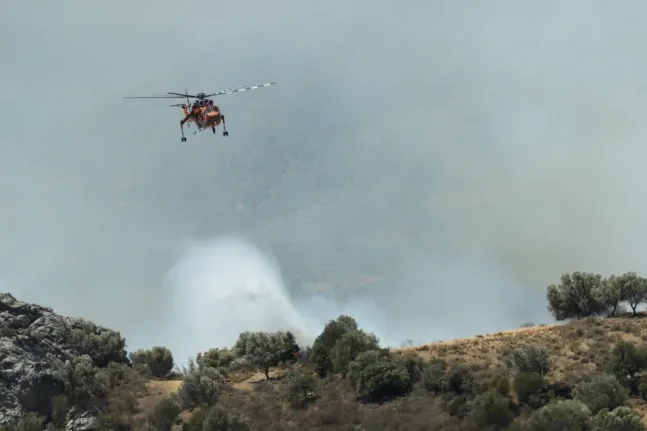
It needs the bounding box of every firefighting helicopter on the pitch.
[123,82,277,142]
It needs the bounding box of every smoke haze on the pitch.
[2,1,647,362]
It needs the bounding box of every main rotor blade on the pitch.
[167,92,200,98]
[122,95,187,99]
[205,81,277,98]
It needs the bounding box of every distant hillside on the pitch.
[4,271,647,430]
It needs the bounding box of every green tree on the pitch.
[233,330,300,379]
[525,399,592,431]
[129,346,175,379]
[546,272,607,320]
[504,345,552,377]
[308,315,358,377]
[330,329,380,376]
[347,350,410,401]
[593,406,645,431]
[615,272,647,316]
[598,275,625,317]
[573,374,628,415]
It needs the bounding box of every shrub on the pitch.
[309,315,359,377]
[469,389,516,429]
[525,399,592,431]
[95,389,143,430]
[148,395,181,431]
[50,394,68,429]
[284,367,319,408]
[202,405,253,431]
[181,408,208,431]
[512,372,547,406]
[330,329,380,376]
[422,358,448,393]
[394,352,425,388]
[55,354,107,406]
[0,414,44,431]
[593,406,645,431]
[347,350,410,401]
[177,358,225,410]
[444,364,483,397]
[129,346,174,378]
[504,346,552,377]
[66,321,128,367]
[488,373,511,396]
[607,341,647,388]
[233,330,300,379]
[573,374,628,414]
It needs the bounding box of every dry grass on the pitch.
[399,315,647,383]
[137,379,183,416]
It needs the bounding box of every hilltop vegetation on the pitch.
[4,271,647,430]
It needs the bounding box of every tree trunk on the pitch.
[264,367,270,380]
[631,302,638,315]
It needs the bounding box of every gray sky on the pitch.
[3,1,647,362]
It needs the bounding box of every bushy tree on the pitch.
[546,272,607,320]
[309,315,358,377]
[573,374,628,415]
[593,406,645,431]
[504,345,552,377]
[524,399,592,431]
[129,346,174,379]
[177,358,225,410]
[347,350,410,401]
[330,329,380,376]
[233,330,300,379]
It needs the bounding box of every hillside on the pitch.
[4,271,647,430]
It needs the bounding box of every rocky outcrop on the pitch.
[0,292,129,428]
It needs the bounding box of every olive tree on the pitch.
[546,272,607,321]
[233,330,300,379]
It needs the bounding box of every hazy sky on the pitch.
[3,1,647,360]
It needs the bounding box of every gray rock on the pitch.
[0,292,129,427]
